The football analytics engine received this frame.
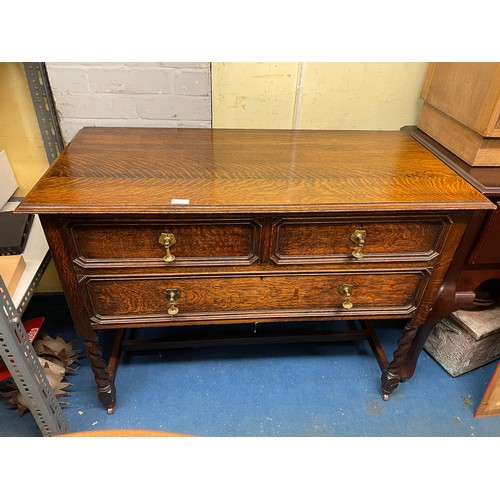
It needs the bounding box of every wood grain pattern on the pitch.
[68,213,450,268]
[82,271,428,325]
[16,128,495,407]
[397,128,500,385]
[16,128,490,215]
[418,103,500,166]
[402,126,500,197]
[420,63,500,137]
[272,215,447,263]
[39,215,116,411]
[68,217,260,267]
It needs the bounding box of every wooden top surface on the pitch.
[404,126,500,197]
[17,127,493,215]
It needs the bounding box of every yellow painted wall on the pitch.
[212,63,299,128]
[212,62,429,129]
[0,63,49,195]
[0,62,60,292]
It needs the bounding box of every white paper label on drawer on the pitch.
[171,199,190,205]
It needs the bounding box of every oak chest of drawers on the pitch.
[16,128,494,413]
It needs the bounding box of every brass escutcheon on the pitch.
[338,284,354,309]
[350,229,366,259]
[159,232,176,263]
[166,288,180,316]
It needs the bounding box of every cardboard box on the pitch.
[0,150,19,209]
[0,254,26,296]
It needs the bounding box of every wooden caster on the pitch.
[382,394,389,401]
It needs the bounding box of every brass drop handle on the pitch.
[159,232,176,263]
[350,229,366,259]
[166,289,180,316]
[338,284,354,310]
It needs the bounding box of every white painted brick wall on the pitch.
[46,62,212,144]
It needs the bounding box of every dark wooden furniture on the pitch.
[16,128,493,413]
[402,126,500,377]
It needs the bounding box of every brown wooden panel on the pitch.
[68,218,261,267]
[468,203,500,265]
[83,271,429,325]
[420,63,500,137]
[417,103,500,167]
[16,128,491,215]
[403,126,500,198]
[271,216,447,264]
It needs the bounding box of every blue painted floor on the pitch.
[1,294,500,438]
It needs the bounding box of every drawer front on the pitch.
[68,218,262,268]
[83,271,429,325]
[271,216,448,264]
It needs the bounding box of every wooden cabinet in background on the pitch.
[417,62,500,166]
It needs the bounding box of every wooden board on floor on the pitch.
[475,361,500,418]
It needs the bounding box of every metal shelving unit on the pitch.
[23,63,65,163]
[0,276,69,436]
[3,200,51,314]
[0,63,69,436]
[0,201,69,436]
